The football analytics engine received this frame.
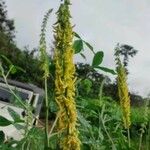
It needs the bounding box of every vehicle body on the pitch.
[0,77,44,140]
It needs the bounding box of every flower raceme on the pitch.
[115,49,131,129]
[54,0,80,149]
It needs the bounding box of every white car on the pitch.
[0,77,44,140]
[0,101,25,140]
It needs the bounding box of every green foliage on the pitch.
[131,107,150,124]
[0,0,15,41]
[74,32,95,55]
[0,54,25,77]
[74,33,116,75]
[0,131,5,144]
[40,8,53,78]
[95,66,116,75]
[92,51,104,67]
[0,109,24,127]
[77,79,93,96]
[39,8,54,149]
[0,46,43,86]
[16,127,45,150]
[115,43,138,74]
[77,97,129,150]
[76,63,117,99]
[76,63,104,98]
[84,41,94,54]
[7,107,23,123]
[76,95,150,150]
[73,40,83,54]
[0,127,44,150]
[0,116,12,126]
[0,1,149,150]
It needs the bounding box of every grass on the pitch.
[131,106,150,124]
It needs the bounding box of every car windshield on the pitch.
[0,87,29,103]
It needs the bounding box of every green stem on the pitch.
[101,116,116,150]
[146,123,150,150]
[100,106,116,150]
[139,132,143,150]
[48,112,60,137]
[44,77,49,148]
[127,128,131,148]
[3,73,27,109]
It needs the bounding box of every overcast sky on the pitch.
[5,0,150,97]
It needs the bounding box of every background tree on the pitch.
[0,0,18,62]
[0,0,15,41]
[75,63,118,99]
[115,43,138,74]
[0,1,44,86]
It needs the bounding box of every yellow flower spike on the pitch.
[115,55,131,129]
[54,0,80,149]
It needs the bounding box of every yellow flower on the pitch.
[116,58,131,129]
[54,0,80,149]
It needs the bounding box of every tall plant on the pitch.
[54,0,80,149]
[115,47,131,147]
[39,9,53,149]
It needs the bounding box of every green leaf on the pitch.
[15,66,26,73]
[92,51,104,67]
[9,65,17,74]
[7,107,22,123]
[95,66,116,75]
[0,131,5,144]
[77,111,91,128]
[14,124,25,130]
[9,65,25,75]
[0,55,12,65]
[73,32,81,39]
[84,41,95,54]
[73,40,83,54]
[0,116,12,126]
[80,53,86,60]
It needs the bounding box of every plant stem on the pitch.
[146,122,150,150]
[100,106,116,150]
[101,117,116,150]
[3,73,27,109]
[48,112,60,137]
[44,77,49,148]
[127,128,131,148]
[138,132,143,150]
